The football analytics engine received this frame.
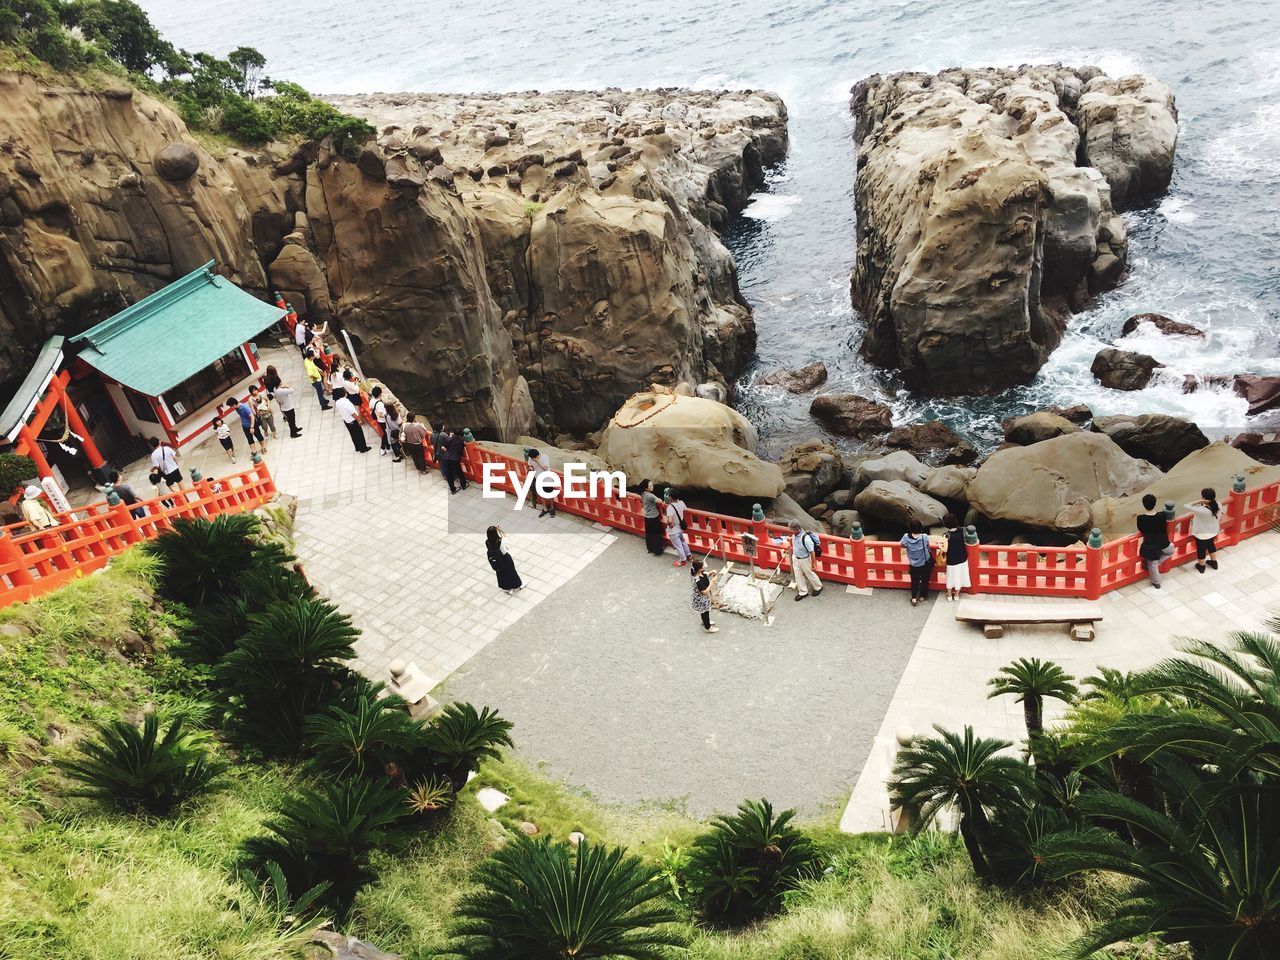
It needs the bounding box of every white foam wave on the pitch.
[1158,196,1197,224]
[742,193,802,221]
[1203,103,1280,181]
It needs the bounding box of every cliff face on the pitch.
[850,66,1177,396]
[0,74,787,440]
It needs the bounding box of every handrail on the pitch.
[0,460,277,607]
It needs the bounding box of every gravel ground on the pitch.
[441,536,933,819]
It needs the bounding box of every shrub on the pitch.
[58,714,227,815]
[304,683,421,779]
[258,83,373,158]
[418,702,513,795]
[147,514,292,608]
[0,452,37,497]
[220,92,272,143]
[450,835,684,960]
[242,778,405,915]
[687,798,820,926]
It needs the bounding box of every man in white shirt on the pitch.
[772,520,824,601]
[294,319,309,351]
[275,382,302,438]
[148,436,183,487]
[335,394,371,453]
[664,488,691,566]
[369,386,390,456]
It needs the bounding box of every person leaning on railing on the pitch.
[19,485,56,532]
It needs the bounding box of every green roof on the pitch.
[69,261,284,396]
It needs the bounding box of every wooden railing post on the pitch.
[253,457,275,501]
[0,528,34,588]
[964,525,980,594]
[1223,473,1247,547]
[1085,527,1103,599]
[461,429,479,484]
[108,494,143,546]
[849,521,868,589]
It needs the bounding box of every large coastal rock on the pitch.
[325,89,788,435]
[854,480,947,528]
[809,393,893,437]
[598,391,784,499]
[1091,347,1164,391]
[850,65,1177,394]
[778,439,844,508]
[966,431,1162,534]
[1089,414,1209,470]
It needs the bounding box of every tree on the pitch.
[686,798,819,926]
[60,0,180,74]
[889,725,1033,878]
[450,835,685,960]
[304,683,421,779]
[226,45,266,97]
[987,657,1078,741]
[419,702,513,794]
[147,514,292,608]
[58,715,226,815]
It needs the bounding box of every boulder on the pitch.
[765,492,824,532]
[598,392,784,499]
[152,142,199,181]
[967,432,1162,533]
[1120,312,1204,338]
[1077,74,1179,211]
[1231,433,1280,466]
[809,393,893,438]
[1092,442,1280,539]
[758,361,828,393]
[1044,403,1093,424]
[1183,374,1233,395]
[1233,376,1280,417]
[1090,414,1209,470]
[1091,347,1164,391]
[854,480,947,528]
[829,509,863,537]
[855,450,930,490]
[484,439,611,475]
[1003,412,1081,445]
[778,439,844,509]
[920,465,976,502]
[882,420,977,466]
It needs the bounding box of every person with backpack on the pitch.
[900,519,934,606]
[384,401,404,463]
[664,487,691,567]
[149,436,183,491]
[1137,493,1174,588]
[1187,487,1222,574]
[774,520,824,601]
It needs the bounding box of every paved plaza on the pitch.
[111,341,1280,827]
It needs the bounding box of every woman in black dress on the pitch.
[486,526,524,594]
[638,479,666,556]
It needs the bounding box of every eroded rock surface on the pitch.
[850,65,1177,395]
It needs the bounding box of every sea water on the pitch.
[140,0,1280,454]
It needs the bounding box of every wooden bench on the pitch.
[955,598,1103,641]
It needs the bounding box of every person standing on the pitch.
[263,363,282,398]
[774,520,824,601]
[1187,487,1221,574]
[213,416,236,463]
[638,480,666,555]
[401,413,429,472]
[102,469,146,519]
[228,393,262,457]
[304,354,331,410]
[274,381,302,438]
[335,393,371,453]
[20,485,56,530]
[486,526,524,594]
[329,364,349,404]
[384,401,404,463]
[149,436,183,490]
[369,387,390,456]
[942,513,970,602]
[430,420,445,465]
[690,558,718,633]
[439,426,467,493]
[900,520,934,606]
[525,448,557,518]
[294,318,309,352]
[665,487,691,567]
[1137,494,1174,588]
[252,385,278,445]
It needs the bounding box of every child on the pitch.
[148,467,175,509]
[214,416,236,463]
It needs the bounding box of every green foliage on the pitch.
[242,778,406,916]
[304,683,421,779]
[0,0,91,69]
[687,799,820,927]
[257,82,374,159]
[219,92,272,143]
[58,714,226,815]
[419,702,514,794]
[60,0,182,74]
[987,657,1079,740]
[522,200,545,220]
[0,451,37,496]
[449,835,685,960]
[147,514,289,607]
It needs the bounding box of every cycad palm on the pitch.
[889,725,1033,878]
[59,715,226,815]
[449,835,684,960]
[421,703,513,793]
[304,684,421,778]
[148,515,291,607]
[987,657,1078,740]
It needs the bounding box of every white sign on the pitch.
[41,475,72,515]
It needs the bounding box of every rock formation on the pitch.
[0,73,787,443]
[323,89,788,435]
[758,361,828,393]
[808,393,893,437]
[1091,347,1164,391]
[1003,412,1081,445]
[850,65,1177,394]
[1120,312,1204,339]
[1089,414,1209,471]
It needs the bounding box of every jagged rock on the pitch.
[854,480,947,528]
[758,361,828,393]
[1045,403,1093,423]
[967,432,1162,533]
[1120,312,1204,338]
[1233,375,1280,416]
[1003,412,1081,445]
[695,382,727,404]
[855,450,931,490]
[779,439,844,508]
[268,241,333,325]
[152,142,199,181]
[1090,414,1209,470]
[1231,433,1280,465]
[1077,74,1179,210]
[829,509,862,537]
[809,393,893,438]
[881,420,977,466]
[765,492,824,532]
[1092,442,1280,539]
[850,65,1175,395]
[1091,347,1164,391]
[598,392,784,499]
[920,464,976,502]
